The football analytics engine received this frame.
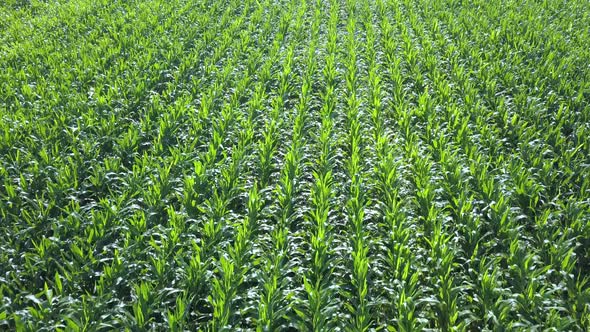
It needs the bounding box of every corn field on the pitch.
[1,0,589,330]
